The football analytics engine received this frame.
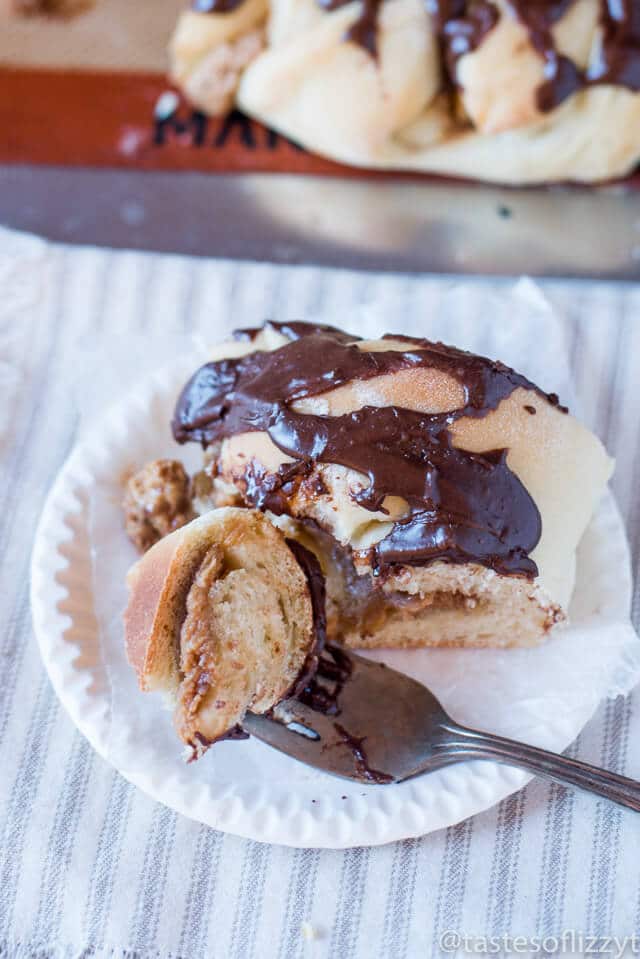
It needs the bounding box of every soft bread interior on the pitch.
[334,556,562,650]
[272,520,562,650]
[124,507,316,748]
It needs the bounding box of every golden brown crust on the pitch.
[124,514,220,692]
[123,507,318,750]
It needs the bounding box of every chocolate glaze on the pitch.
[333,722,394,784]
[252,546,390,785]
[233,319,356,344]
[317,0,381,56]
[589,1,640,91]
[284,538,327,696]
[431,1,640,112]
[428,0,499,80]
[263,636,392,783]
[297,642,394,783]
[193,0,640,114]
[297,642,353,715]
[173,322,566,578]
[187,725,249,761]
[191,0,245,11]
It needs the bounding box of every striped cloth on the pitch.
[1,227,639,959]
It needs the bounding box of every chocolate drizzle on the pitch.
[297,643,394,783]
[173,322,566,579]
[284,538,327,696]
[431,0,640,112]
[258,548,393,785]
[297,645,393,783]
[187,725,249,761]
[522,0,640,109]
[233,319,355,344]
[298,642,353,715]
[514,1,584,111]
[317,0,382,56]
[428,0,500,78]
[588,0,640,91]
[191,0,245,11]
[333,722,394,784]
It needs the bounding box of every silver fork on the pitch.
[244,646,640,810]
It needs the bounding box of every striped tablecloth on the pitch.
[1,227,639,959]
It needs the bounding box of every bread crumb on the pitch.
[123,458,195,552]
[301,921,316,941]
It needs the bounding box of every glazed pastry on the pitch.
[124,507,324,755]
[169,0,640,183]
[169,321,613,650]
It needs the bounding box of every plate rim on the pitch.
[29,366,635,849]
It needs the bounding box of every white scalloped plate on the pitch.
[31,360,640,848]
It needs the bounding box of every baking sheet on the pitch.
[1,2,639,277]
[2,165,640,278]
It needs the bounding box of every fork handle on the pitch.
[437,722,640,812]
